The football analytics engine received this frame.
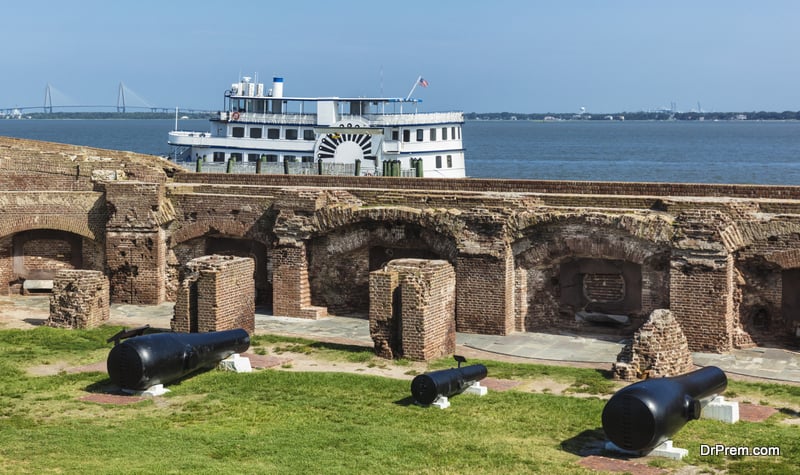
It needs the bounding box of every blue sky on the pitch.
[2,0,798,113]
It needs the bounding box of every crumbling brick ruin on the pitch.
[369,259,456,361]
[3,136,800,353]
[172,255,255,335]
[47,269,109,329]
[612,309,694,381]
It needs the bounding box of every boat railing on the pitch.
[176,160,415,177]
[222,111,318,125]
[360,111,464,126]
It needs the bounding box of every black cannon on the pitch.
[410,356,488,405]
[107,329,251,390]
[601,366,727,453]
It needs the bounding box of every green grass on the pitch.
[1,327,798,474]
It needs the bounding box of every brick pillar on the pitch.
[369,269,401,359]
[369,259,456,361]
[47,269,110,329]
[456,248,514,335]
[670,251,736,352]
[172,255,255,335]
[272,244,327,319]
[0,235,12,295]
[104,182,172,304]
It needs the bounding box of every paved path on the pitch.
[2,296,798,383]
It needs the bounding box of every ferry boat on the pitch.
[168,77,466,178]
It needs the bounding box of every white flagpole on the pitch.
[405,75,422,101]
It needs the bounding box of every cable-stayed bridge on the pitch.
[2,82,214,116]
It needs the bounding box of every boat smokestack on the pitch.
[272,77,284,98]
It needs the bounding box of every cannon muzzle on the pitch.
[107,329,250,390]
[602,366,727,453]
[411,357,488,405]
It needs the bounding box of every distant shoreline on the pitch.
[2,111,799,121]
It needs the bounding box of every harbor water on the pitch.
[1,119,799,184]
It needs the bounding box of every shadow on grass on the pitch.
[560,428,608,456]
[393,396,418,407]
[84,367,216,395]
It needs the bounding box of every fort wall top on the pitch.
[174,173,800,200]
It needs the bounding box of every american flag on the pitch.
[419,77,429,87]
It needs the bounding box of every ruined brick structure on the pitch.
[369,259,456,361]
[47,269,109,329]
[3,136,800,352]
[172,255,255,335]
[612,309,694,381]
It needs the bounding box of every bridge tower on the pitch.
[43,84,53,114]
[117,82,126,113]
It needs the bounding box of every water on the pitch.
[1,118,799,184]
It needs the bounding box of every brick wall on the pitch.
[104,182,171,304]
[272,244,327,319]
[456,252,514,335]
[6,137,800,352]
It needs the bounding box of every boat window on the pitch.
[248,99,266,114]
[268,128,280,139]
[213,152,225,162]
[230,153,243,162]
[303,129,315,140]
[403,130,410,142]
[447,155,453,168]
[301,156,314,163]
[266,154,278,162]
[286,129,298,140]
[392,130,399,141]
[232,127,245,138]
[457,126,461,139]
[451,127,456,139]
[249,127,262,139]
[441,127,448,140]
[416,129,424,142]
[430,128,437,141]
[248,154,260,162]
[284,155,297,163]
[435,156,442,168]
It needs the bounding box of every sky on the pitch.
[2,0,799,114]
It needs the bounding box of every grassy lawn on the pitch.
[0,327,798,474]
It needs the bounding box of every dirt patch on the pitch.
[79,393,146,405]
[577,455,669,475]
[243,352,292,369]
[268,349,427,380]
[27,360,107,376]
[738,403,778,422]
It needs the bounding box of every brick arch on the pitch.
[0,227,105,292]
[311,206,464,246]
[170,220,254,245]
[0,216,98,242]
[510,212,672,335]
[508,210,674,248]
[305,206,461,316]
[167,220,273,305]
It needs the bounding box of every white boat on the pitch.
[168,77,466,178]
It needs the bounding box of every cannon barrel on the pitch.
[411,363,488,405]
[107,329,250,390]
[602,366,727,453]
